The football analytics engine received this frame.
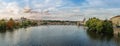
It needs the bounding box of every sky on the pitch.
[0,0,120,21]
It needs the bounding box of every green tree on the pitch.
[85,17,113,34]
[102,20,113,34]
[0,19,6,30]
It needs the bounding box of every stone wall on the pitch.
[110,16,120,26]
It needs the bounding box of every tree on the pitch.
[6,18,15,29]
[102,20,113,34]
[85,17,113,34]
[0,19,6,30]
[86,17,101,31]
[15,22,20,28]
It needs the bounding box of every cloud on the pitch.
[73,0,120,20]
[81,8,120,20]
[31,0,71,11]
[6,2,21,14]
[0,1,24,19]
[0,0,120,21]
[81,0,120,8]
[0,1,21,14]
[45,0,50,3]
[29,0,120,20]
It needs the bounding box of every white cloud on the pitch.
[0,1,21,14]
[81,8,120,20]
[0,1,24,19]
[6,2,21,14]
[45,0,50,4]
[0,0,119,21]
[81,0,120,8]
[76,0,120,20]
[32,0,67,11]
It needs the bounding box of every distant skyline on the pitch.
[0,0,120,21]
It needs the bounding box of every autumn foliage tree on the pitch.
[6,18,15,29]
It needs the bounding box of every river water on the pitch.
[0,25,120,46]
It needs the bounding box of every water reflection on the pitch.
[86,31,113,41]
[0,25,119,46]
[86,28,120,46]
[0,28,32,46]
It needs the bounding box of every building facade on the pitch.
[110,15,120,27]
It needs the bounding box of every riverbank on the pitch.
[31,20,83,25]
[114,28,120,36]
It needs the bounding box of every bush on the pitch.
[102,20,113,34]
[85,17,113,34]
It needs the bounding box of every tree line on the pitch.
[0,18,37,31]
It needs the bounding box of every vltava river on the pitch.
[0,25,120,46]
